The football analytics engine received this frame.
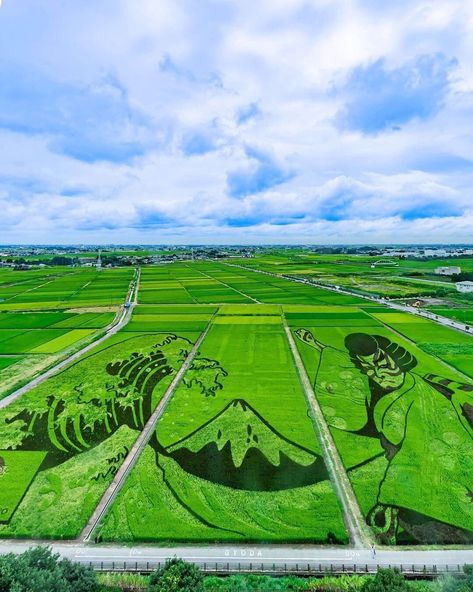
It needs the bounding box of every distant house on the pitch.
[456,281,473,293]
[435,266,461,276]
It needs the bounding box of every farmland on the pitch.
[290,307,473,545]
[99,307,347,543]
[228,251,473,306]
[0,258,471,547]
[0,328,201,538]
[0,267,133,398]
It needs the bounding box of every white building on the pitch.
[456,281,473,293]
[435,266,461,276]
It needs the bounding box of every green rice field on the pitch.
[99,309,347,543]
[0,267,134,399]
[0,259,471,546]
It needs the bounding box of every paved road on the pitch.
[0,541,472,573]
[80,313,216,542]
[0,268,140,411]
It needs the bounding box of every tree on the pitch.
[452,272,473,283]
[362,568,410,592]
[59,557,99,592]
[0,546,99,592]
[148,558,203,592]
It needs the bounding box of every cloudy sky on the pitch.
[1,0,472,244]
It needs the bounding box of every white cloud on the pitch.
[0,0,472,242]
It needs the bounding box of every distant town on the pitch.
[1,243,473,268]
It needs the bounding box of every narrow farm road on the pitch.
[283,319,370,549]
[0,267,140,411]
[79,314,216,542]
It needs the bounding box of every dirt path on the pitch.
[283,318,371,549]
[79,315,215,542]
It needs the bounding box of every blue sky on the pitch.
[0,0,472,244]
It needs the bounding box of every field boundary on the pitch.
[283,318,370,549]
[79,313,216,542]
[187,264,261,303]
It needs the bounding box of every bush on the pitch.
[361,569,409,592]
[438,564,473,592]
[204,574,309,591]
[148,558,203,592]
[309,575,369,592]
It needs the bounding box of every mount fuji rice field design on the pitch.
[162,399,328,491]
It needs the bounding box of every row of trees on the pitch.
[0,548,471,592]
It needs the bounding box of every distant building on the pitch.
[456,281,473,293]
[435,266,461,276]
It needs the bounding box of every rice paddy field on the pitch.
[0,327,202,538]
[0,259,472,546]
[99,307,347,543]
[228,251,473,302]
[289,305,473,545]
[138,263,367,306]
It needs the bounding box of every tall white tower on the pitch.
[97,249,102,270]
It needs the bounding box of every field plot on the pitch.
[1,260,472,547]
[139,265,253,304]
[99,309,347,544]
[0,319,112,401]
[229,251,472,301]
[0,320,207,538]
[290,306,473,545]
[194,262,367,305]
[0,268,133,311]
[428,307,473,324]
[0,357,22,371]
[138,261,368,306]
